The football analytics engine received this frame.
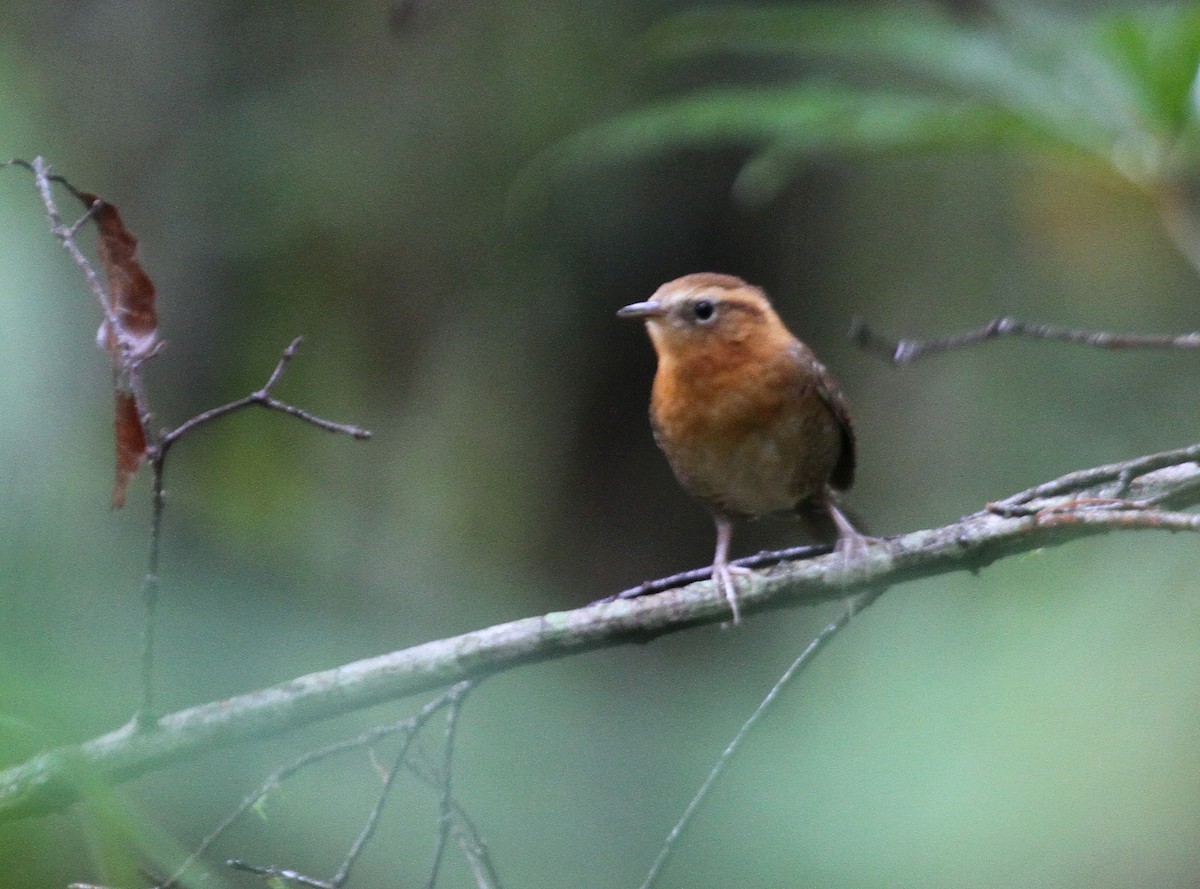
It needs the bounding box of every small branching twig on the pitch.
[138,337,370,724]
[423,683,470,889]
[158,337,371,450]
[434,791,504,889]
[321,733,415,889]
[988,442,1200,514]
[329,681,473,889]
[404,746,504,889]
[4,158,113,328]
[162,682,473,889]
[849,316,1200,365]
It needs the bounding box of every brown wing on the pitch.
[821,374,855,490]
[809,355,856,492]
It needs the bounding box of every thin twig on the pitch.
[331,680,473,889]
[160,337,372,452]
[636,589,879,889]
[324,714,426,888]
[131,340,367,727]
[162,684,471,889]
[404,743,504,889]
[604,542,832,604]
[850,316,1200,365]
[226,861,334,889]
[221,680,470,889]
[988,441,1200,512]
[424,683,471,889]
[136,459,167,726]
[11,157,161,721]
[449,807,504,889]
[7,158,116,332]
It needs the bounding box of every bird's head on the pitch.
[618,273,788,359]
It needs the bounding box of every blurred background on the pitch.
[3,1,1200,887]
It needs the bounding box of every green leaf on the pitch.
[561,86,1028,158]
[548,4,1200,201]
[1091,5,1200,137]
[553,84,1075,204]
[252,793,272,822]
[638,4,1179,171]
[643,6,1068,120]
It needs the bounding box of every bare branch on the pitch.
[2,447,1199,823]
[424,684,470,889]
[161,682,472,889]
[134,336,369,726]
[988,442,1200,512]
[160,337,372,451]
[850,316,1200,365]
[332,681,472,888]
[452,817,504,889]
[226,861,334,889]
[5,158,115,333]
[606,542,832,603]
[403,741,504,889]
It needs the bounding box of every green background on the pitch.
[1,2,1199,887]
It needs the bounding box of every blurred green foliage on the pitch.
[562,4,1200,202]
[1,2,1200,888]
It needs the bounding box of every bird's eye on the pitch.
[692,299,716,322]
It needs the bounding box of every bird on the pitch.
[618,272,868,623]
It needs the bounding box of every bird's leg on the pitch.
[827,498,871,562]
[825,495,879,614]
[712,514,751,624]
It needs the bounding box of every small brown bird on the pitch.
[619,273,867,623]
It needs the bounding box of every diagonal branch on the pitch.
[2,447,1199,824]
[849,316,1200,365]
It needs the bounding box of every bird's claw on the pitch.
[712,561,752,625]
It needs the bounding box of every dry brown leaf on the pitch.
[79,192,159,361]
[112,391,148,509]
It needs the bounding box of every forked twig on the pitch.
[199,682,475,889]
[404,743,504,889]
[159,337,371,449]
[162,682,473,889]
[423,684,470,889]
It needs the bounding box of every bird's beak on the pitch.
[617,300,667,320]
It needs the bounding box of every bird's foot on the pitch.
[834,525,875,564]
[712,560,752,625]
[832,525,886,616]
